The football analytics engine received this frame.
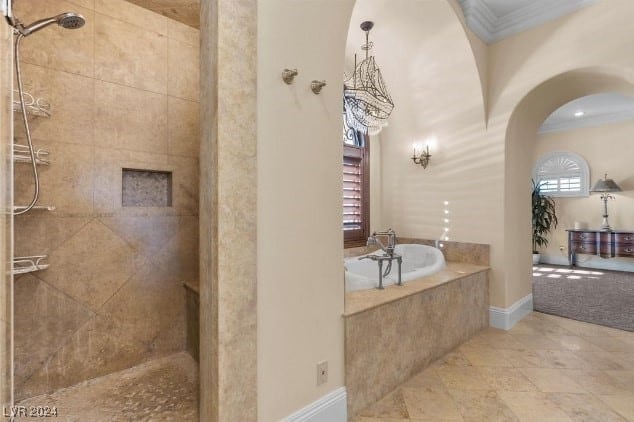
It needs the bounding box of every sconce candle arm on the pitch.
[411,144,431,169]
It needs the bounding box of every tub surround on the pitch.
[344,238,489,266]
[345,267,489,416]
[345,262,488,316]
[397,237,490,266]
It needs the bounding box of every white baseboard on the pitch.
[284,387,347,422]
[540,254,634,272]
[489,293,533,330]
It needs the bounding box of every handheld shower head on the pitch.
[15,12,85,36]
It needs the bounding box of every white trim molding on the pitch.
[489,294,533,330]
[284,387,347,422]
[458,0,598,44]
[540,254,634,273]
[539,108,634,134]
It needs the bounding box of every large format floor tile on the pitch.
[356,312,634,421]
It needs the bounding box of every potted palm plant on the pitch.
[532,179,558,264]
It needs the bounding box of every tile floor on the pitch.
[356,312,634,421]
[15,352,198,421]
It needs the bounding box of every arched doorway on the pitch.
[503,66,634,315]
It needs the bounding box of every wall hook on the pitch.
[282,68,298,84]
[311,80,326,95]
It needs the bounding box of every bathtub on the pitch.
[344,244,446,291]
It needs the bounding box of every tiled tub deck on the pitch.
[344,262,490,416]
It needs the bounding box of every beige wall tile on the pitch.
[168,96,199,157]
[38,219,142,311]
[94,80,167,153]
[14,216,91,257]
[14,275,93,397]
[94,0,167,36]
[168,155,199,214]
[67,0,95,10]
[93,147,169,214]
[15,64,95,146]
[153,215,199,282]
[98,215,179,258]
[19,313,148,397]
[14,139,94,215]
[100,259,185,355]
[168,18,199,45]
[168,38,199,101]
[13,1,94,77]
[155,4,199,29]
[94,14,167,93]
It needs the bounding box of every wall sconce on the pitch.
[411,144,431,169]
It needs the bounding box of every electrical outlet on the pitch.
[316,361,328,385]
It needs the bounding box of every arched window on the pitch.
[532,151,590,197]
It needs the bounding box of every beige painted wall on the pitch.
[491,0,634,306]
[12,0,199,399]
[257,0,354,420]
[534,120,634,268]
[254,0,634,418]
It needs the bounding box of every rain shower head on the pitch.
[15,12,85,36]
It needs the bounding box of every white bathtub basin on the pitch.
[344,244,446,291]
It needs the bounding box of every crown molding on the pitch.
[458,0,598,44]
[539,109,634,134]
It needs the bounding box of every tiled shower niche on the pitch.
[122,169,173,207]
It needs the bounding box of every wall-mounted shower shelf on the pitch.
[12,90,51,117]
[13,143,50,165]
[12,255,49,275]
[13,205,56,212]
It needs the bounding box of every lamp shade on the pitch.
[591,174,622,193]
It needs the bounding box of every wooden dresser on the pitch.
[567,229,634,266]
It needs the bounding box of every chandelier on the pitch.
[344,21,394,136]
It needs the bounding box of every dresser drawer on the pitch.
[572,241,597,254]
[614,233,634,245]
[615,245,634,257]
[570,232,596,242]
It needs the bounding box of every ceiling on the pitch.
[458,0,597,44]
[540,93,634,134]
[125,0,199,28]
[125,0,599,37]
[126,0,631,133]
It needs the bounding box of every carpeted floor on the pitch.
[533,264,634,332]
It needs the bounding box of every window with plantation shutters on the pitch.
[343,142,369,248]
[532,151,589,197]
